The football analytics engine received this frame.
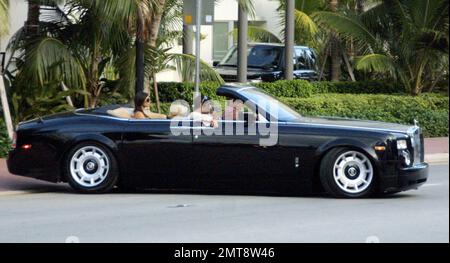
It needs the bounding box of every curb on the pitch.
[425,153,449,164]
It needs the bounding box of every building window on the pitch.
[213,22,232,62]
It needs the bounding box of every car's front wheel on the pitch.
[320,148,376,198]
[65,142,118,193]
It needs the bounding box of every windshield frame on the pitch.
[218,45,284,69]
[236,87,303,122]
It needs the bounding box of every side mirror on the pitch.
[213,61,219,67]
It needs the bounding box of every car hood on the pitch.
[292,116,414,134]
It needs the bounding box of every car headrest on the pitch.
[168,103,190,119]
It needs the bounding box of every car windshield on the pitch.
[239,88,302,121]
[219,45,283,69]
[295,48,317,70]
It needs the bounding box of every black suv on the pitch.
[214,43,318,83]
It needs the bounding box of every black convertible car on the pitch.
[8,84,428,198]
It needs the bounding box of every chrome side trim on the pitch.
[283,121,410,134]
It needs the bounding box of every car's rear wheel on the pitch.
[65,142,118,193]
[320,148,376,198]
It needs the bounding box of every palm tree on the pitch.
[108,0,222,112]
[275,0,321,45]
[91,0,167,96]
[26,0,40,37]
[8,0,126,108]
[0,0,14,140]
[0,0,8,37]
[314,0,449,94]
[328,0,341,81]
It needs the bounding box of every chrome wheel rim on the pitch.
[333,151,373,194]
[70,146,109,188]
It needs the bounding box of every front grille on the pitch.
[409,127,424,165]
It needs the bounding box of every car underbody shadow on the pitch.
[110,186,418,199]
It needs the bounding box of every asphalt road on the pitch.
[0,164,448,243]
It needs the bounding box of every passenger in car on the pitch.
[168,101,190,119]
[190,96,219,128]
[224,99,244,120]
[132,92,167,119]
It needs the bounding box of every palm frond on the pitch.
[313,11,378,46]
[355,53,395,74]
[295,9,318,39]
[17,37,86,90]
[231,26,282,43]
[170,53,224,84]
[237,0,256,18]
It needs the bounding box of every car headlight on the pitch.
[400,150,411,166]
[397,139,408,150]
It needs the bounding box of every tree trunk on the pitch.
[135,8,146,95]
[0,73,14,140]
[356,0,365,14]
[146,0,166,112]
[284,0,295,80]
[342,48,356,82]
[237,3,248,83]
[329,0,341,81]
[148,0,166,48]
[153,73,161,113]
[412,64,426,96]
[26,0,40,37]
[87,44,101,108]
[183,25,193,55]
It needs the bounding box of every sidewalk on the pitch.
[424,137,449,164]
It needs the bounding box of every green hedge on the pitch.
[0,121,11,158]
[156,80,407,102]
[310,81,405,94]
[281,93,449,138]
[150,93,448,138]
[154,82,223,103]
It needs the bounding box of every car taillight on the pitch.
[12,132,17,149]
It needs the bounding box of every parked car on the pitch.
[8,84,428,198]
[214,43,318,83]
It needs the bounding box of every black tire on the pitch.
[64,142,118,193]
[320,147,376,198]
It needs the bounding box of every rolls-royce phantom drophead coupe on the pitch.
[7,84,428,198]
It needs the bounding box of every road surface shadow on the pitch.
[0,176,418,199]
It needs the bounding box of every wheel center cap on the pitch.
[345,165,360,179]
[86,161,96,171]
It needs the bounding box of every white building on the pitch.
[0,0,28,51]
[0,0,282,81]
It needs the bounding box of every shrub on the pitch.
[255,80,314,98]
[157,80,315,103]
[156,80,406,103]
[310,81,405,94]
[155,82,222,103]
[0,120,11,158]
[150,93,448,137]
[281,93,449,138]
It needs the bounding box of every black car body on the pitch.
[215,43,318,82]
[8,84,428,198]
